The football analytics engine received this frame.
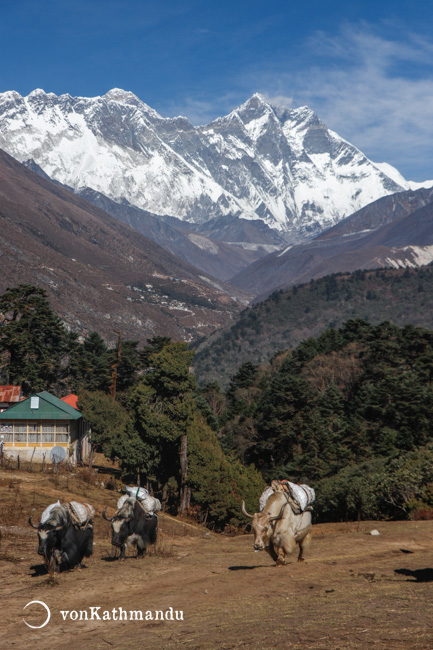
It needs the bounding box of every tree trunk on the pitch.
[179,434,189,513]
[162,483,168,503]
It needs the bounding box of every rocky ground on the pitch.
[1,468,432,649]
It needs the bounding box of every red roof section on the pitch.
[0,385,22,403]
[61,394,79,410]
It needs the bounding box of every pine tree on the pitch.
[74,332,112,392]
[126,342,196,510]
[0,284,72,394]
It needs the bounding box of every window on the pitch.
[41,423,54,442]
[55,422,69,443]
[28,423,40,442]
[0,420,72,444]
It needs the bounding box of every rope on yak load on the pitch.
[67,502,95,529]
[136,495,161,516]
[262,480,315,513]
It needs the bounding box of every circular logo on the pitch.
[23,600,51,629]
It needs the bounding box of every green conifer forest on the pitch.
[2,283,433,527]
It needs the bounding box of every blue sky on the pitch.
[1,0,433,180]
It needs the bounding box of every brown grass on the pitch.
[2,467,433,649]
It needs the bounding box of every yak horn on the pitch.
[269,503,287,522]
[102,507,113,522]
[28,516,39,529]
[241,500,254,519]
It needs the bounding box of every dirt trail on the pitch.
[1,469,433,649]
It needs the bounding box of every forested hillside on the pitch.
[193,264,433,387]
[0,284,263,530]
[3,284,433,526]
[209,320,433,521]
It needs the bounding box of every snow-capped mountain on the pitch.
[230,186,433,298]
[0,88,428,243]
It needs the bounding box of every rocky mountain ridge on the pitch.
[230,187,433,298]
[0,88,427,246]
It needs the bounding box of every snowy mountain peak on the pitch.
[236,93,275,118]
[0,88,430,244]
[243,92,271,108]
[102,87,162,119]
[282,105,322,131]
[27,88,47,97]
[103,88,140,103]
[0,90,21,106]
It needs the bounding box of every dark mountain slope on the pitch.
[23,160,276,281]
[76,188,272,281]
[0,148,247,344]
[231,188,433,298]
[192,264,433,387]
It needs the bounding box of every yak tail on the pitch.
[84,528,94,557]
[149,518,158,545]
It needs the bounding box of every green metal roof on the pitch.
[0,391,82,420]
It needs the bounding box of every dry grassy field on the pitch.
[1,467,433,649]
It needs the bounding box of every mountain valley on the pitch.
[0,149,247,344]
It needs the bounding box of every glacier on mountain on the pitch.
[0,88,429,243]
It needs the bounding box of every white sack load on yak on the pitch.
[40,500,61,524]
[259,479,315,514]
[40,500,95,527]
[117,485,162,514]
[68,501,96,527]
[29,500,95,576]
[125,485,149,500]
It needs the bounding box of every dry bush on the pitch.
[412,507,433,520]
[182,505,208,526]
[0,485,24,526]
[222,523,245,537]
[147,535,174,558]
[76,467,99,485]
[301,343,363,392]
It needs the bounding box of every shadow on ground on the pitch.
[394,568,433,582]
[29,563,48,577]
[30,562,90,577]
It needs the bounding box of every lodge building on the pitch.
[0,391,89,464]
